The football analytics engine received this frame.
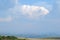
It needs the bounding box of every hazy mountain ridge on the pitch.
[0,33,60,38]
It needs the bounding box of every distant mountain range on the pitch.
[0,33,60,38]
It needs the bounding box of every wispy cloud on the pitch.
[56,0,60,13]
[0,16,12,22]
[8,0,51,19]
[0,0,52,20]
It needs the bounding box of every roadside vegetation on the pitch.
[0,35,26,40]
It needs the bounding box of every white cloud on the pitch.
[7,0,51,19]
[0,0,52,20]
[0,16,12,22]
[21,5,49,18]
[8,5,49,19]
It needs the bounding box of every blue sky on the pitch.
[0,0,60,35]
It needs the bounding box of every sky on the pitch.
[0,0,60,35]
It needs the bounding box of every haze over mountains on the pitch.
[0,0,60,39]
[0,32,60,38]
